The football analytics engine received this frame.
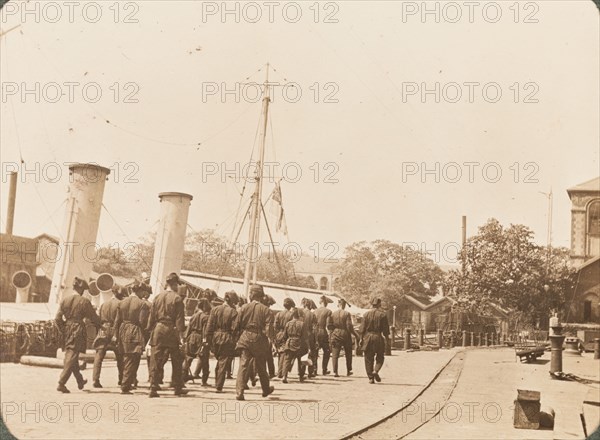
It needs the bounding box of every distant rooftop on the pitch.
[34,233,59,243]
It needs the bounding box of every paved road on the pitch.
[1,350,455,439]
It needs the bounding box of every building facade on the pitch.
[0,234,38,302]
[567,177,600,323]
[568,177,600,266]
[293,255,340,292]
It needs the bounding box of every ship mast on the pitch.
[242,63,271,299]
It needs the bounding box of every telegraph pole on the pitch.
[539,189,553,273]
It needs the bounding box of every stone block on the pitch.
[539,406,555,429]
[513,389,541,430]
[517,389,541,401]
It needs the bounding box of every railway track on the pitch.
[344,350,466,440]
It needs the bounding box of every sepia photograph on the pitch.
[0,1,599,439]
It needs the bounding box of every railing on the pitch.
[388,326,511,350]
[0,320,60,362]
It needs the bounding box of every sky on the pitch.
[1,0,599,268]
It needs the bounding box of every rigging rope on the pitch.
[260,202,288,282]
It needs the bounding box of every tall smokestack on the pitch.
[150,192,193,296]
[49,164,110,304]
[6,171,17,235]
[461,215,467,273]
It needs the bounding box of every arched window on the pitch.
[320,276,329,291]
[582,293,599,322]
[587,200,600,257]
[588,200,600,235]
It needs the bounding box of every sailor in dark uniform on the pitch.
[114,283,150,393]
[206,290,239,392]
[234,284,274,401]
[299,298,318,377]
[313,295,333,375]
[183,299,211,386]
[274,298,295,378]
[92,285,125,388]
[146,272,187,397]
[138,283,152,385]
[328,298,358,377]
[281,307,308,383]
[359,297,390,384]
[247,294,277,387]
[55,277,101,393]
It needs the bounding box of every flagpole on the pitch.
[242,63,271,299]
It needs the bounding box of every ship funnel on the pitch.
[12,270,31,303]
[150,192,193,297]
[49,163,110,304]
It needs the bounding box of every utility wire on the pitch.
[101,203,153,273]
[16,28,257,149]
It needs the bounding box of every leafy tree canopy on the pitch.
[336,239,444,308]
[444,218,575,326]
[93,229,317,289]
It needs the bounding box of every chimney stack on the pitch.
[49,164,110,303]
[6,171,17,235]
[461,215,467,273]
[150,192,193,296]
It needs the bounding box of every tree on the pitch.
[293,274,319,290]
[185,230,318,288]
[93,229,321,290]
[184,229,244,278]
[93,247,137,277]
[92,233,154,278]
[444,218,575,326]
[336,240,445,308]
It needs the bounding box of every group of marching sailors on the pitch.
[54,273,391,399]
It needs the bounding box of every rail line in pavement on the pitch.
[343,350,466,440]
